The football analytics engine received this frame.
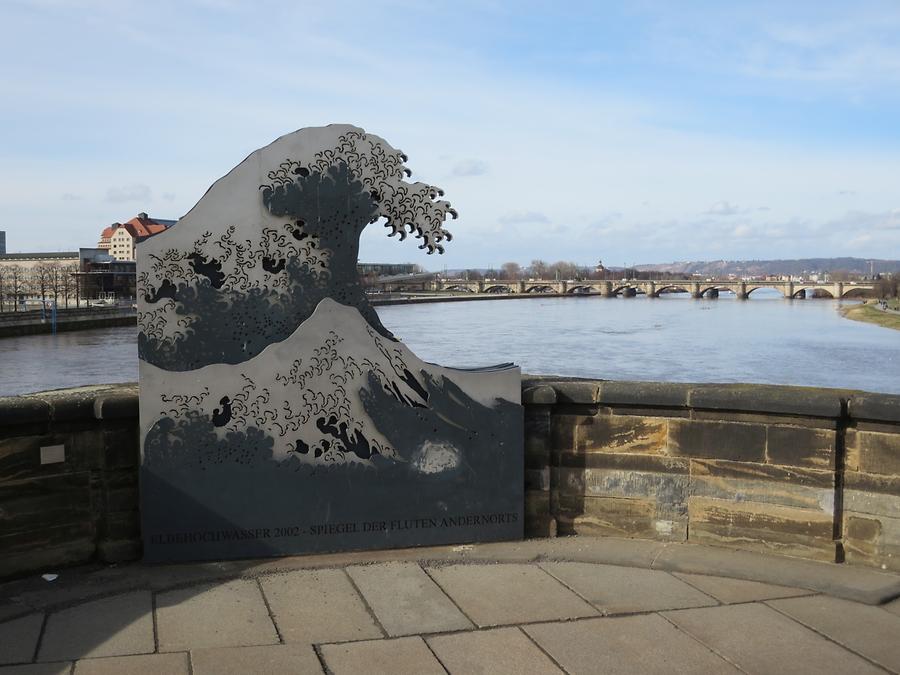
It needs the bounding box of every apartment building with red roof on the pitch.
[98,212,177,261]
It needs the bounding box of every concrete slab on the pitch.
[320,636,444,675]
[664,603,883,674]
[426,564,597,627]
[540,562,717,614]
[346,562,472,636]
[0,614,43,666]
[156,579,277,651]
[673,572,812,604]
[259,569,382,644]
[524,614,739,674]
[190,643,323,674]
[73,653,189,674]
[38,591,153,662]
[884,597,900,617]
[0,665,71,675]
[426,627,563,675]
[652,541,900,605]
[768,595,900,672]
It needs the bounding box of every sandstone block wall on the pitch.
[2,380,899,578]
[524,378,900,571]
[0,386,140,577]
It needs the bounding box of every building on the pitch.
[357,262,419,277]
[98,213,177,261]
[74,248,136,301]
[0,230,5,255]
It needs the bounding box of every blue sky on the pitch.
[1,0,899,269]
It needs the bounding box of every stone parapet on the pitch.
[2,380,899,578]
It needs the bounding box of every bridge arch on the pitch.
[524,284,555,294]
[483,285,512,294]
[839,287,871,299]
[566,285,596,295]
[652,284,691,297]
[443,284,476,293]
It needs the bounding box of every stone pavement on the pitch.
[1,537,899,674]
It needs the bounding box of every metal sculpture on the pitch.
[138,125,522,561]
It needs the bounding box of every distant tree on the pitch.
[32,263,54,312]
[529,259,548,279]
[463,269,483,281]
[499,262,521,280]
[7,265,27,312]
[829,269,852,282]
[0,266,5,312]
[61,264,78,308]
[874,274,898,298]
[549,261,579,280]
[48,264,63,309]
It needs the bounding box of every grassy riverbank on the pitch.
[840,302,900,331]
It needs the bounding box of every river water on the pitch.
[1,291,898,396]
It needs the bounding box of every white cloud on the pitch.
[705,201,741,216]
[106,183,152,203]
[450,159,489,177]
[498,211,549,225]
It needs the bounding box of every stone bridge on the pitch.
[433,279,874,300]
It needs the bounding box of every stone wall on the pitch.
[0,386,140,578]
[523,378,900,571]
[1,379,899,578]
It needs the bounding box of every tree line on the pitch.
[455,260,699,282]
[0,263,81,312]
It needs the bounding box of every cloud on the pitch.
[106,184,152,203]
[838,190,856,196]
[450,159,489,177]
[60,193,81,201]
[704,201,740,216]
[498,211,550,225]
[162,192,176,201]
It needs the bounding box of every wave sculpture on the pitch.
[138,125,523,561]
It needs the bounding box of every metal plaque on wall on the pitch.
[137,125,523,562]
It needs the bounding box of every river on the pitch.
[0,291,897,396]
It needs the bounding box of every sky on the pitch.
[1,0,899,270]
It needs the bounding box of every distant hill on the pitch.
[633,258,900,277]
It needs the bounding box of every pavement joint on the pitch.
[340,568,388,639]
[514,624,570,674]
[31,611,48,664]
[655,611,750,674]
[419,564,479,629]
[254,578,283,645]
[762,599,897,674]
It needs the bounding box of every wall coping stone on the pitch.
[4,380,900,423]
[849,392,900,425]
[686,383,847,419]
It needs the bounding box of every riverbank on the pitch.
[0,307,137,338]
[840,302,900,331]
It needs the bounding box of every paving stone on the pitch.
[524,614,738,674]
[321,636,444,675]
[346,562,472,636]
[0,614,43,665]
[259,569,381,644]
[768,595,900,672]
[0,665,71,675]
[426,627,563,675]
[38,592,152,662]
[540,562,717,614]
[664,603,883,674]
[156,579,277,651]
[426,564,597,627]
[73,652,189,674]
[884,597,900,617]
[190,643,323,674]
[673,572,812,604]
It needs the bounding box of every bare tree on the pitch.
[48,263,63,309]
[61,264,78,308]
[529,259,548,280]
[0,266,5,312]
[8,265,27,312]
[32,263,54,312]
[499,262,521,280]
